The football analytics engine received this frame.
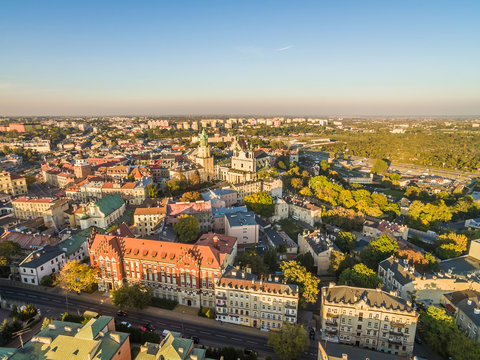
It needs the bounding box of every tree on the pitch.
[338,263,383,289]
[236,250,268,276]
[299,187,312,197]
[329,250,345,274]
[290,178,303,189]
[172,215,199,243]
[263,248,278,273]
[147,183,159,198]
[0,241,22,266]
[295,252,314,272]
[437,232,468,253]
[371,159,388,174]
[189,170,201,187]
[244,191,275,217]
[55,261,98,312]
[361,235,398,269]
[277,161,286,170]
[111,283,152,310]
[179,191,201,202]
[335,232,356,253]
[280,261,320,305]
[267,322,309,360]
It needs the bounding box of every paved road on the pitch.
[0,284,318,359]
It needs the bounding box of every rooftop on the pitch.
[19,245,64,269]
[225,211,257,227]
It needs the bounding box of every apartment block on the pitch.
[12,197,70,229]
[321,285,418,357]
[215,267,299,330]
[0,171,27,196]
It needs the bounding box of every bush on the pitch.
[151,297,178,310]
[205,346,257,360]
[61,312,85,324]
[0,319,22,345]
[40,274,55,287]
[116,323,161,344]
[11,305,37,321]
[198,307,215,319]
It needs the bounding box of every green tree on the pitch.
[338,263,383,288]
[335,232,356,253]
[267,322,309,360]
[371,159,388,174]
[277,161,286,170]
[360,235,398,269]
[263,248,278,273]
[236,250,268,276]
[111,283,152,310]
[0,241,22,266]
[172,215,199,243]
[295,252,315,272]
[147,183,159,198]
[329,250,346,274]
[280,261,320,305]
[244,191,275,217]
[55,261,98,312]
[290,177,303,189]
[179,191,201,202]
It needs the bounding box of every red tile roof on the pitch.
[0,231,60,249]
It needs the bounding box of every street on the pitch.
[0,284,318,359]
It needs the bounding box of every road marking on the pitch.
[246,341,257,344]
[231,338,242,341]
[199,331,210,335]
[40,297,50,300]
[216,334,226,338]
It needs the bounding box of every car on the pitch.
[120,321,132,328]
[145,323,156,332]
[116,310,127,317]
[136,325,147,331]
[415,336,423,344]
[309,328,315,340]
[162,330,171,337]
[190,336,200,344]
[244,349,257,356]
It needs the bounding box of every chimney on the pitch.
[179,348,184,354]
[110,333,121,343]
[342,355,348,360]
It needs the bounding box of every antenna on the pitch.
[13,328,31,348]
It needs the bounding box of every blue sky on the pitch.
[1,0,479,115]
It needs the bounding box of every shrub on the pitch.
[11,305,37,321]
[151,297,178,310]
[40,274,55,287]
[61,312,85,324]
[198,307,215,319]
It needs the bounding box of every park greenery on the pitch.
[280,261,320,306]
[0,241,22,267]
[244,191,275,217]
[334,231,356,253]
[54,261,98,295]
[267,322,309,360]
[360,235,399,269]
[338,263,383,289]
[420,306,480,360]
[173,214,199,243]
[111,283,152,310]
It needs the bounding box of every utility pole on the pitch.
[13,328,31,348]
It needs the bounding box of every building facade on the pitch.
[321,285,418,356]
[0,171,27,196]
[133,206,166,237]
[12,197,70,229]
[89,232,237,308]
[298,230,339,275]
[215,267,299,330]
[75,194,126,230]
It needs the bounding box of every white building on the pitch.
[225,211,259,245]
[19,245,66,285]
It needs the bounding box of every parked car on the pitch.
[120,321,132,328]
[415,336,423,344]
[309,328,315,339]
[244,349,257,356]
[136,325,147,332]
[116,310,127,317]
[145,323,156,332]
[162,330,171,337]
[190,336,200,344]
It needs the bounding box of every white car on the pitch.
[120,321,132,328]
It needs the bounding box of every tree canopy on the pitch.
[111,283,152,310]
[0,241,22,266]
[371,159,389,174]
[54,261,97,294]
[280,261,320,305]
[173,215,199,243]
[267,322,309,360]
[179,191,201,202]
[361,235,399,269]
[338,263,383,289]
[244,191,275,217]
[334,231,356,253]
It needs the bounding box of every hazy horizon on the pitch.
[1,1,479,116]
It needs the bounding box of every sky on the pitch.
[1,0,479,116]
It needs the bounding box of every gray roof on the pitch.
[264,227,284,247]
[212,206,247,218]
[446,290,480,327]
[302,231,338,255]
[20,245,64,269]
[379,257,419,286]
[225,211,257,227]
[324,285,416,313]
[440,255,480,275]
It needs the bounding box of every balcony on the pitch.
[285,312,296,318]
[216,293,227,299]
[326,319,338,326]
[216,302,226,307]
[285,303,296,309]
[325,328,338,335]
[390,321,405,327]
[388,338,403,345]
[389,329,403,336]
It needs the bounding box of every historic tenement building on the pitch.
[89,231,237,308]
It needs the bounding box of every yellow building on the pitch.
[321,284,418,357]
[0,171,27,196]
[215,267,299,330]
[133,206,166,236]
[12,197,70,229]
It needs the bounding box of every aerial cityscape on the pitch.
[0,2,479,360]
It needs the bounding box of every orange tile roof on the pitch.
[121,182,135,189]
[0,231,60,249]
[12,197,54,203]
[134,207,165,216]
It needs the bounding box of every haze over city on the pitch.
[1,0,480,116]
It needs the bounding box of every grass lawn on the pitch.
[277,218,304,241]
[382,189,405,200]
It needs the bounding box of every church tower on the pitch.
[196,128,214,181]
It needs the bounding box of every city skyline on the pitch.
[1,0,480,116]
